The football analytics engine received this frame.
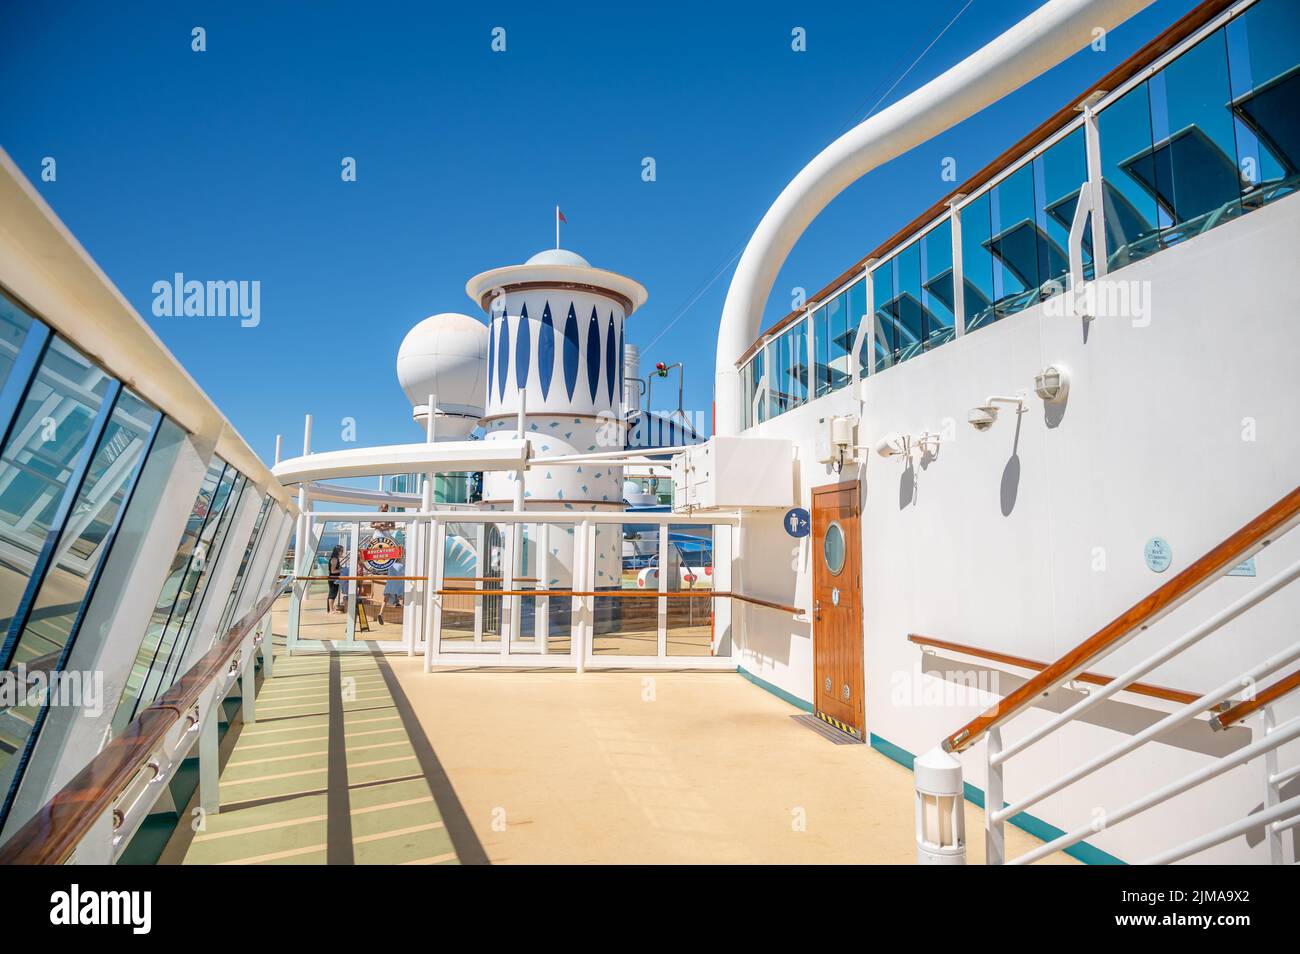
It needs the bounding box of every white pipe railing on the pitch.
[296,509,740,672]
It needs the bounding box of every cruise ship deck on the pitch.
[0,0,1298,896]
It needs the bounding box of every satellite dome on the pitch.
[524,247,591,268]
[396,313,488,438]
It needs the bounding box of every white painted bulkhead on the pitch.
[733,192,1300,863]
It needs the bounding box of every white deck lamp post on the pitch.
[915,746,966,864]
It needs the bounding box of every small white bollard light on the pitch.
[915,746,966,865]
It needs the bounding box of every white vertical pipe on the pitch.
[537,522,550,654]
[1083,103,1109,279]
[948,201,966,337]
[985,727,1005,865]
[1263,707,1284,864]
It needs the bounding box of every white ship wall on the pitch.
[735,192,1300,863]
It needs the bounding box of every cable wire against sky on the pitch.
[642,0,977,353]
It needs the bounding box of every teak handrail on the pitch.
[434,587,804,616]
[1211,670,1300,731]
[943,485,1300,753]
[908,634,1202,706]
[0,576,292,865]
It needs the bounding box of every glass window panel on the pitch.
[921,219,955,350]
[0,337,113,638]
[439,521,505,651]
[155,471,249,689]
[520,521,572,654]
[769,321,808,417]
[1228,0,1300,206]
[0,389,159,808]
[959,192,998,332]
[592,522,660,656]
[892,242,924,364]
[215,494,272,637]
[1147,27,1242,244]
[666,523,717,656]
[871,258,897,374]
[987,163,1042,319]
[846,279,867,380]
[112,458,234,732]
[1037,126,1092,290]
[811,304,830,398]
[1099,81,1163,267]
[0,290,38,390]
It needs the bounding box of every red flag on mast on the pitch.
[556,207,567,224]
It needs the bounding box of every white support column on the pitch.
[425,521,446,673]
[500,521,515,657]
[536,522,550,654]
[198,692,220,817]
[574,518,591,674]
[473,523,486,645]
[948,200,967,336]
[656,520,668,658]
[1263,707,1284,864]
[241,648,257,726]
[1082,103,1109,279]
[345,521,359,643]
[985,727,1006,865]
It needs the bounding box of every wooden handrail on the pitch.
[943,485,1300,753]
[908,634,1202,706]
[434,587,804,616]
[0,576,292,865]
[1211,670,1300,731]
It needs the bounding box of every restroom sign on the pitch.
[783,508,811,538]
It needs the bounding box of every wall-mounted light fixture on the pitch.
[1033,365,1070,404]
[967,393,1026,432]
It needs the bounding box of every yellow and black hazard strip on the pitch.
[815,710,862,740]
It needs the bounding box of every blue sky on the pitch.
[0,0,1197,464]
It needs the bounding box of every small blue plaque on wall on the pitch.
[783,508,811,538]
[1226,557,1257,578]
[1144,537,1172,573]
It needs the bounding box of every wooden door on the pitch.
[812,481,864,739]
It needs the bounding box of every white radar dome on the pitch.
[396,312,488,438]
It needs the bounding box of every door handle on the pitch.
[814,599,821,621]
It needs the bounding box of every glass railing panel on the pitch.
[665,523,717,657]
[112,457,227,734]
[0,388,160,815]
[1228,0,1300,213]
[0,336,114,639]
[591,521,660,656]
[0,289,37,391]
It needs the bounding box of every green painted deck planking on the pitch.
[175,653,460,866]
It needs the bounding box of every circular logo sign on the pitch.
[1144,536,1172,573]
[783,508,811,538]
[361,536,403,573]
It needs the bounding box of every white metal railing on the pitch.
[287,509,741,673]
[915,495,1300,866]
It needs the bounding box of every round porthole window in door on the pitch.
[823,521,846,575]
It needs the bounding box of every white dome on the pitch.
[396,313,488,438]
[524,247,591,268]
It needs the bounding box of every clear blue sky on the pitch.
[0,0,1196,464]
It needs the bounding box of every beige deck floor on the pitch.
[389,659,1077,864]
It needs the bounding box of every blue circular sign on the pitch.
[1144,537,1172,573]
[783,508,811,538]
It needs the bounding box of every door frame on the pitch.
[810,479,865,739]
